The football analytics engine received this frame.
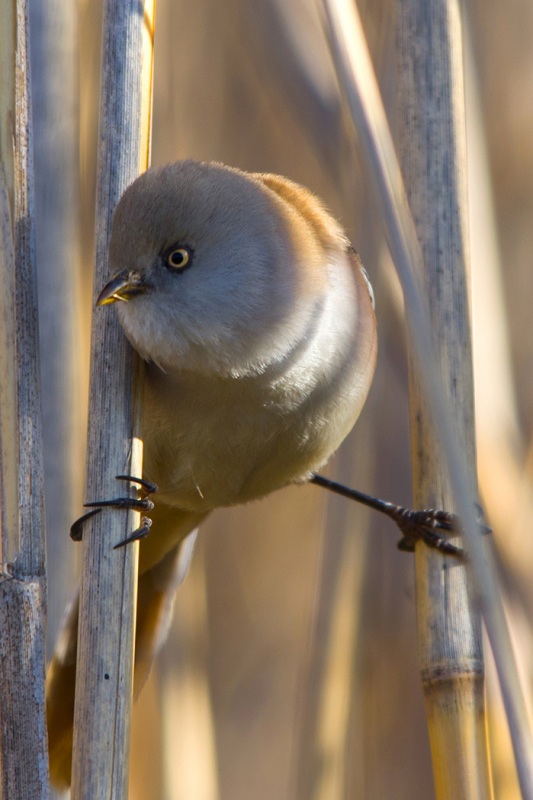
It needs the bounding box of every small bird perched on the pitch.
[46,159,377,787]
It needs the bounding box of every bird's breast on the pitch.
[141,254,377,513]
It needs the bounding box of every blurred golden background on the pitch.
[30,0,533,797]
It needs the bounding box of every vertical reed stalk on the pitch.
[319,0,533,795]
[30,0,85,654]
[396,1,492,796]
[0,0,48,796]
[70,1,155,796]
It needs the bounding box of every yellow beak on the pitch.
[96,270,147,305]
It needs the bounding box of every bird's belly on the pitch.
[142,359,370,513]
[143,403,312,511]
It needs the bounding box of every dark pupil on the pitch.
[171,250,185,266]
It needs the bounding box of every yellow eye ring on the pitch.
[164,245,193,271]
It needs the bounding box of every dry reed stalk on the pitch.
[396,1,492,796]
[70,0,155,796]
[319,0,533,796]
[0,0,48,796]
[30,0,86,652]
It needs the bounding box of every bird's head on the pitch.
[98,160,333,377]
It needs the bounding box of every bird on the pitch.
[46,158,378,787]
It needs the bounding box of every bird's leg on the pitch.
[310,474,491,558]
[70,475,158,548]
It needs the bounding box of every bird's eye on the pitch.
[163,244,193,272]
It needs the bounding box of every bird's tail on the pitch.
[46,507,205,790]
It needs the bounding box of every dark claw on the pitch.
[113,517,152,549]
[116,475,158,495]
[84,497,154,512]
[84,475,157,511]
[70,474,158,546]
[70,508,101,542]
[398,534,465,557]
[397,536,415,553]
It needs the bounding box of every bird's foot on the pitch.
[310,474,491,558]
[391,507,463,556]
[70,475,158,548]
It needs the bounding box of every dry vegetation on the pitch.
[25,0,533,797]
